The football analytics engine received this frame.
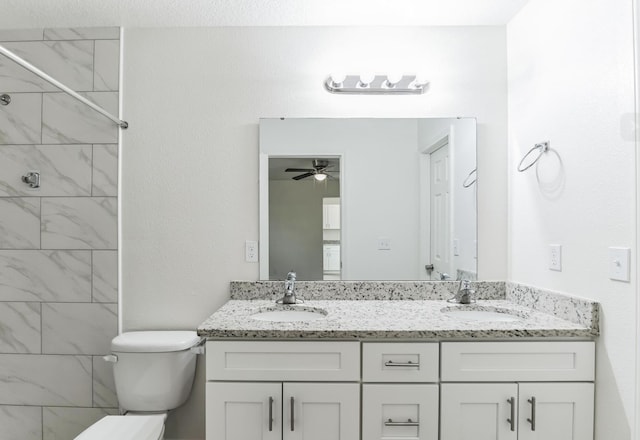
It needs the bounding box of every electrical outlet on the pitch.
[377,237,391,250]
[453,239,460,256]
[549,244,562,271]
[245,240,259,262]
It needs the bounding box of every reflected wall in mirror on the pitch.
[259,118,477,281]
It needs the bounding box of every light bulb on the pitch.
[329,73,346,87]
[385,73,403,88]
[314,173,328,181]
[413,75,429,88]
[358,73,375,88]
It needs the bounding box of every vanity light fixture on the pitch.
[324,74,428,95]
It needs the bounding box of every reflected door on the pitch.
[430,144,451,280]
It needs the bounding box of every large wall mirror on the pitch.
[259,118,477,281]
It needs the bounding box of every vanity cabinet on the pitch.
[440,341,595,440]
[204,340,595,440]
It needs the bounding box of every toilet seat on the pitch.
[74,414,166,440]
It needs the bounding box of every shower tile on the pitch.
[92,144,118,196]
[0,41,94,92]
[0,198,40,249]
[0,250,91,302]
[92,250,117,303]
[44,27,120,41]
[92,355,118,408]
[0,405,42,440]
[0,302,41,353]
[0,354,92,406]
[0,93,42,145]
[41,197,117,249]
[94,40,120,91]
[42,92,119,144]
[42,303,117,355]
[43,407,118,440]
[0,29,44,42]
[0,144,92,196]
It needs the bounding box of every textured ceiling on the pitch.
[1,0,530,29]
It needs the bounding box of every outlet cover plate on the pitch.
[549,244,562,271]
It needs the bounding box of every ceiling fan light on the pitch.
[314,173,328,181]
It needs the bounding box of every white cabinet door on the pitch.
[441,383,518,440]
[323,245,340,271]
[323,204,340,229]
[283,383,359,440]
[206,382,281,440]
[362,384,438,440]
[518,383,594,440]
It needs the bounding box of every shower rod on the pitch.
[0,44,128,129]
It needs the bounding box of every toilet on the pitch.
[75,330,203,440]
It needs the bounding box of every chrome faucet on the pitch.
[448,279,476,304]
[278,271,298,304]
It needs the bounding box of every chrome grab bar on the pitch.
[384,418,419,427]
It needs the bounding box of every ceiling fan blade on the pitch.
[285,168,315,172]
[292,172,314,180]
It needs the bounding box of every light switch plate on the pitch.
[609,247,630,282]
[453,239,460,256]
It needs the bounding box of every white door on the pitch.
[518,383,594,440]
[206,382,281,440]
[283,383,359,440]
[362,384,439,440]
[441,383,518,440]
[430,144,451,280]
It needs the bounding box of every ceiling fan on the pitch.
[285,159,336,181]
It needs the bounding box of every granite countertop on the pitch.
[197,298,596,340]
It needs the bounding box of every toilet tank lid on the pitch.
[112,331,201,353]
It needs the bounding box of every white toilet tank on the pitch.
[110,331,201,412]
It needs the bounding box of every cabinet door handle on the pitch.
[384,360,420,368]
[268,396,274,432]
[507,397,516,431]
[527,397,536,431]
[384,418,419,427]
[290,396,295,431]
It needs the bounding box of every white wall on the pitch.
[507,0,637,438]
[121,26,507,438]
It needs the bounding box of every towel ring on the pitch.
[518,141,549,172]
[462,168,476,188]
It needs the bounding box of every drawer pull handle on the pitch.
[268,396,274,432]
[527,397,536,431]
[384,418,419,427]
[384,360,420,368]
[507,397,516,431]
[290,396,295,431]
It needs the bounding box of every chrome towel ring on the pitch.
[518,141,550,172]
[462,168,476,188]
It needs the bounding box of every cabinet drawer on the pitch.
[363,343,439,382]
[441,341,595,382]
[363,384,439,440]
[206,341,360,381]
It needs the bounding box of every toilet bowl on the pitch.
[74,331,202,439]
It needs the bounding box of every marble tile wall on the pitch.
[0,27,120,439]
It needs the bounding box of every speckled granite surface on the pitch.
[230,280,505,301]
[506,282,600,332]
[197,299,597,339]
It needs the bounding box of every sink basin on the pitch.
[251,308,327,322]
[442,307,524,322]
